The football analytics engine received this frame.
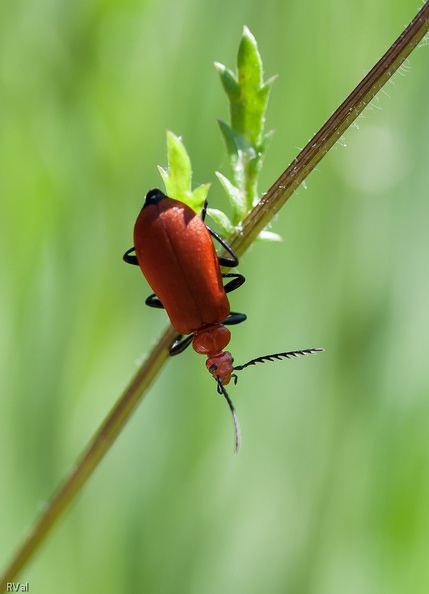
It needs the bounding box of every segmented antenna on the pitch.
[216,378,241,453]
[215,348,323,451]
[233,348,324,371]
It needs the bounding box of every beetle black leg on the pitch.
[206,226,239,267]
[123,247,139,265]
[223,311,247,325]
[169,333,194,356]
[145,294,165,309]
[222,273,246,294]
[201,198,239,267]
[201,199,208,222]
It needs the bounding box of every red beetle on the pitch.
[124,188,322,450]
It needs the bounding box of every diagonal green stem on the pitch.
[1,2,429,589]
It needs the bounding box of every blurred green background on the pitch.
[1,0,429,592]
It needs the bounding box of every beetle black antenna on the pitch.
[233,347,324,371]
[216,378,241,453]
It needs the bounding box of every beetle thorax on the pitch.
[192,324,231,356]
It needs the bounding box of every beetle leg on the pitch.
[123,247,139,265]
[169,334,194,356]
[201,199,208,222]
[222,273,246,294]
[201,199,240,267]
[222,312,247,326]
[145,294,165,309]
[206,226,239,267]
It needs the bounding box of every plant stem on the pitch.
[1,3,429,589]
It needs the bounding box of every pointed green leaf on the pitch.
[157,131,208,214]
[217,119,238,158]
[157,165,168,186]
[229,26,275,146]
[257,230,283,242]
[206,208,235,235]
[189,183,211,213]
[237,26,264,102]
[260,128,276,154]
[214,62,239,99]
[215,171,246,221]
[215,27,278,237]
[162,131,192,199]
